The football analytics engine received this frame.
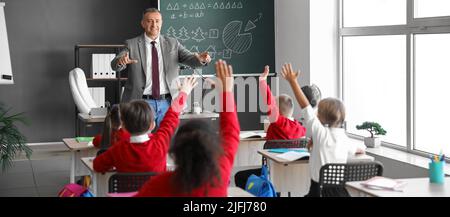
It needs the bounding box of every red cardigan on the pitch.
[136,92,240,197]
[92,128,130,148]
[260,80,306,140]
[93,92,187,173]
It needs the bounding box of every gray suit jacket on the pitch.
[111,34,203,103]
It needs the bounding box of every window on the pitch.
[343,0,406,27]
[340,0,450,157]
[414,0,450,18]
[343,35,407,146]
[414,34,450,156]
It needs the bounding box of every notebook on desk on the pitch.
[360,176,407,192]
[239,131,266,139]
[276,151,310,161]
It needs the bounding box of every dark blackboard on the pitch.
[161,0,275,75]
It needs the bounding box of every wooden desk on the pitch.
[227,187,254,197]
[346,177,450,197]
[81,157,114,197]
[257,150,374,197]
[62,138,97,183]
[234,131,266,168]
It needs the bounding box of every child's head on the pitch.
[277,94,294,117]
[317,98,346,128]
[301,84,322,108]
[170,119,222,193]
[109,104,121,130]
[120,100,155,135]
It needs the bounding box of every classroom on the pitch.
[1,0,449,204]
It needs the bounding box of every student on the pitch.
[92,104,130,150]
[93,76,198,173]
[259,65,306,140]
[299,84,322,150]
[136,59,239,197]
[280,63,365,197]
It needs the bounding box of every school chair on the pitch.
[107,172,157,196]
[318,161,384,197]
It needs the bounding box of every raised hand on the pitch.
[281,63,299,83]
[177,75,198,95]
[117,52,138,66]
[215,60,234,92]
[259,65,270,81]
[196,52,212,64]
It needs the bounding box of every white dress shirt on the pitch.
[129,133,150,143]
[143,34,169,95]
[300,105,359,182]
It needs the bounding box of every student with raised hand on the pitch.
[280,63,365,197]
[93,104,130,151]
[93,76,198,173]
[259,65,306,140]
[136,59,240,197]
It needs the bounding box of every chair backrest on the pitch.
[69,67,97,114]
[263,138,307,149]
[108,172,157,193]
[318,161,383,197]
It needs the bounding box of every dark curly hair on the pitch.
[170,119,222,194]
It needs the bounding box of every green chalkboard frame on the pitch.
[160,0,275,76]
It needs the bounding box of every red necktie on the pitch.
[151,41,160,99]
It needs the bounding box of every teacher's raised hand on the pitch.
[117,52,138,66]
[196,51,212,64]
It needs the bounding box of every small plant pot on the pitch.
[364,137,381,148]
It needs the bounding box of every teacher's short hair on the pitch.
[142,8,161,19]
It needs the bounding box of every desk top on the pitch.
[63,138,95,151]
[258,150,374,165]
[78,111,219,123]
[346,177,450,197]
[227,187,254,197]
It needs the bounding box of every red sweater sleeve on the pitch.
[220,92,240,166]
[93,145,116,173]
[93,134,102,148]
[259,80,279,123]
[151,92,187,154]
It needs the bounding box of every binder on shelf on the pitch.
[91,54,100,79]
[88,87,105,108]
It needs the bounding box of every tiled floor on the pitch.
[0,144,71,197]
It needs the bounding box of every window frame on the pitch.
[339,0,450,159]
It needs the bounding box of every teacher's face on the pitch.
[141,12,162,39]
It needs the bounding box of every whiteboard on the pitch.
[0,2,13,84]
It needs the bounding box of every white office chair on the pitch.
[69,68,100,114]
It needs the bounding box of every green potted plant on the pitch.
[356,121,387,148]
[0,103,32,172]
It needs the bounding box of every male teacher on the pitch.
[111,8,211,127]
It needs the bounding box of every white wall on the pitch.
[310,0,339,99]
[275,0,310,117]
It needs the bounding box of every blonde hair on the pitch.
[277,94,294,117]
[318,98,345,128]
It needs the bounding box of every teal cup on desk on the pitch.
[429,161,445,184]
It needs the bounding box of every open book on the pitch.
[360,176,407,191]
[276,151,310,161]
[239,131,266,139]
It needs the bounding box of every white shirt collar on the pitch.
[130,133,150,143]
[144,34,160,45]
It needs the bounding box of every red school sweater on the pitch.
[93,92,187,173]
[135,92,240,197]
[260,80,306,140]
[92,128,130,148]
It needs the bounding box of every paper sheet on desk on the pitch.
[277,151,310,161]
[87,141,94,147]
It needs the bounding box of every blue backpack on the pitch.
[245,165,277,197]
